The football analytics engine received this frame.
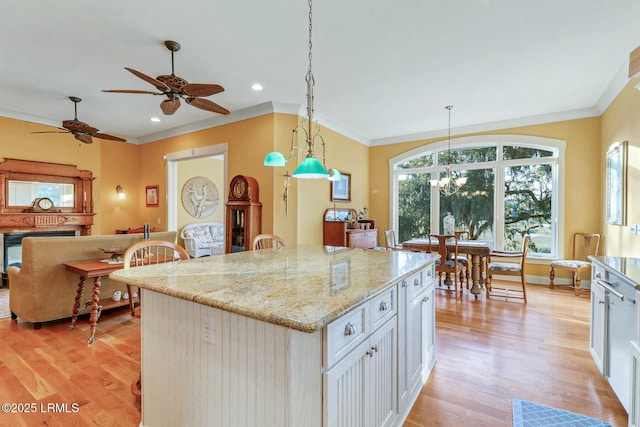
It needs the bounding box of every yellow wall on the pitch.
[601,79,640,256]
[100,140,141,234]
[369,117,602,279]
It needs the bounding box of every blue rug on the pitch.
[512,399,612,427]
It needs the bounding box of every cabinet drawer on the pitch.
[324,305,368,368]
[369,286,396,331]
[406,271,424,301]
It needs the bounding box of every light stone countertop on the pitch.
[109,245,438,333]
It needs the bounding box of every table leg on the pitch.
[469,254,482,298]
[88,276,102,344]
[68,276,86,331]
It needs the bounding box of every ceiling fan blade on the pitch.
[160,99,181,115]
[185,97,230,115]
[94,133,127,142]
[182,83,224,97]
[63,120,98,134]
[74,134,93,144]
[102,89,164,95]
[125,67,171,92]
[30,130,70,134]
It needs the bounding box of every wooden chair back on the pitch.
[252,234,286,250]
[572,233,600,261]
[429,234,465,296]
[123,240,190,268]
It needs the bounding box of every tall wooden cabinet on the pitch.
[225,175,262,253]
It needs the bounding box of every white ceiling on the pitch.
[1,0,639,146]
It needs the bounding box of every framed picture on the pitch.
[606,141,627,225]
[146,185,159,207]
[330,172,351,202]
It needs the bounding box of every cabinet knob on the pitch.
[414,278,421,287]
[422,296,429,303]
[598,300,605,305]
[379,300,389,311]
[401,280,407,288]
[344,323,357,336]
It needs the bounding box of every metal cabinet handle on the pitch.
[401,280,407,288]
[344,323,357,336]
[366,345,378,357]
[598,300,605,305]
[422,296,429,303]
[414,277,421,287]
[595,279,625,301]
[379,300,389,311]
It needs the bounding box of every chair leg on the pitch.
[574,272,581,296]
[486,274,492,297]
[521,276,528,303]
[549,267,555,289]
[127,284,135,317]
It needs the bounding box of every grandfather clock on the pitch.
[225,175,262,253]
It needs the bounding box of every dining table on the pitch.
[402,238,494,298]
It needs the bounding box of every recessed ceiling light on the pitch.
[251,83,264,91]
[150,117,161,123]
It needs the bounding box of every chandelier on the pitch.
[430,105,467,195]
[263,0,340,181]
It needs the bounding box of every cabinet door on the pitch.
[366,317,398,427]
[589,280,606,374]
[422,283,436,377]
[324,339,368,427]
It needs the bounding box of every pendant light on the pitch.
[263,0,340,181]
[430,105,467,195]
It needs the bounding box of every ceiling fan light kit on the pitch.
[103,40,230,116]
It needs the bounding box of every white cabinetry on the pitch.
[324,286,398,427]
[589,277,606,374]
[631,289,640,427]
[398,264,436,418]
[324,316,398,427]
[324,263,436,427]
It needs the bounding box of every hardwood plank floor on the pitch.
[0,284,628,426]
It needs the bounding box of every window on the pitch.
[390,135,565,258]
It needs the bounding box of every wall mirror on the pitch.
[7,180,75,207]
[606,140,627,225]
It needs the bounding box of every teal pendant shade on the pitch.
[327,168,342,182]
[292,156,329,179]
[263,151,287,167]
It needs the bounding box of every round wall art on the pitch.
[181,176,219,218]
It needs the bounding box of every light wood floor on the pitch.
[0,283,628,426]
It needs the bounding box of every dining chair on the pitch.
[549,232,600,296]
[486,234,531,303]
[252,234,286,250]
[122,239,190,400]
[454,231,471,288]
[429,234,466,297]
[384,230,403,251]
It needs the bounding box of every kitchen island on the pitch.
[110,245,439,427]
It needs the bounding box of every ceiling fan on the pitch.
[32,96,126,144]
[103,40,230,116]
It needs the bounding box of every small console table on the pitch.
[322,208,377,249]
[65,259,132,344]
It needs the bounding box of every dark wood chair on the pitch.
[486,235,531,303]
[454,231,471,288]
[430,234,466,297]
[549,232,600,296]
[123,240,190,400]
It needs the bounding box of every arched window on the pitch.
[389,135,565,258]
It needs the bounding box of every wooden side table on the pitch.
[64,259,130,344]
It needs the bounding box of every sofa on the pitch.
[8,231,177,329]
[180,223,224,258]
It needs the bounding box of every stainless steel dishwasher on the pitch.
[594,265,637,413]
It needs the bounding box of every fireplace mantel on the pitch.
[0,158,95,235]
